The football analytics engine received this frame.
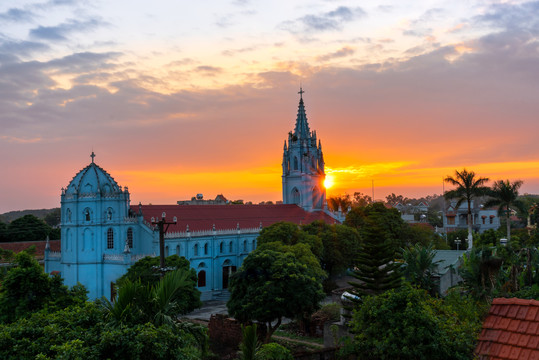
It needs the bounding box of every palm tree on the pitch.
[444,169,489,249]
[402,244,441,295]
[484,180,525,242]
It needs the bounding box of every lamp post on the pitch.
[455,238,462,251]
[152,212,177,277]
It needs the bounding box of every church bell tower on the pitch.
[282,88,326,211]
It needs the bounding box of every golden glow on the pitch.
[324,174,335,189]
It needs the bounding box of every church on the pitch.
[45,90,338,301]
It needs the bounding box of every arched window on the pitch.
[194,244,199,256]
[84,208,91,222]
[198,270,206,287]
[292,188,300,205]
[229,241,233,253]
[176,245,180,255]
[294,156,298,170]
[127,228,133,248]
[107,228,114,249]
[243,240,247,252]
[220,242,223,253]
[66,208,72,223]
[204,243,208,255]
[106,208,113,221]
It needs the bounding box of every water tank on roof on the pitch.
[196,194,203,200]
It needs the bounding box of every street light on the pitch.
[455,238,462,251]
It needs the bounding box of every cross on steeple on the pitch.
[298,87,305,100]
[90,151,96,163]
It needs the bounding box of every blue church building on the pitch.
[45,90,337,301]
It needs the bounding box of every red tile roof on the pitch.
[132,204,337,232]
[476,298,539,360]
[0,240,61,259]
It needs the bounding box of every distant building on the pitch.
[45,89,337,301]
[443,200,500,233]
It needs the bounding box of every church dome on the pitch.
[65,153,120,196]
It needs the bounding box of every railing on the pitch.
[48,251,61,259]
[103,253,155,262]
[103,253,124,261]
[165,227,261,239]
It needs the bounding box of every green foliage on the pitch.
[345,202,411,250]
[256,242,326,280]
[311,303,341,323]
[301,221,361,277]
[347,204,402,296]
[43,208,61,227]
[4,214,54,242]
[116,255,201,314]
[402,244,440,295]
[257,222,323,259]
[0,221,7,242]
[407,223,446,248]
[0,251,87,323]
[458,247,504,300]
[484,179,525,241]
[227,249,325,342]
[345,286,483,360]
[0,302,203,360]
[256,343,293,360]
[446,229,472,250]
[239,324,259,360]
[104,268,201,326]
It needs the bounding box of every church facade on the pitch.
[45,90,336,301]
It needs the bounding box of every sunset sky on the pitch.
[1,0,539,213]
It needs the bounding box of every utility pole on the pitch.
[152,212,177,277]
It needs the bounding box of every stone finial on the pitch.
[138,202,143,215]
[123,238,130,254]
[186,224,190,232]
[45,236,50,251]
[212,224,216,231]
[259,221,263,229]
[237,222,240,230]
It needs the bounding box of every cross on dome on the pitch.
[298,87,304,100]
[90,151,96,163]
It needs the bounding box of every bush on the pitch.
[256,343,293,360]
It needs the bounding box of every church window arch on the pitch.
[84,208,91,222]
[106,228,114,249]
[229,241,233,253]
[198,270,206,287]
[291,188,300,205]
[294,157,298,170]
[204,242,208,255]
[220,242,224,253]
[66,208,72,223]
[127,228,133,248]
[243,240,247,252]
[65,228,71,251]
[194,243,199,256]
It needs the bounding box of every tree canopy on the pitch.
[256,221,323,259]
[227,249,325,342]
[3,214,59,242]
[484,179,525,241]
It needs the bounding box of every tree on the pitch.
[256,222,323,260]
[327,194,352,212]
[345,202,411,250]
[5,214,53,242]
[444,169,490,249]
[116,255,201,314]
[43,208,61,227]
[402,244,440,295]
[0,251,87,323]
[484,180,525,241]
[103,268,199,326]
[344,286,484,360]
[302,221,361,277]
[227,249,325,343]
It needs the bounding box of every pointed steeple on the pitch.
[294,87,311,140]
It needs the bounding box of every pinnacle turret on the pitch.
[293,88,311,140]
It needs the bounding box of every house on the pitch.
[443,200,500,234]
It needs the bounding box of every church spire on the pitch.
[294,87,311,140]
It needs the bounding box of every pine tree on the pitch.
[349,217,402,297]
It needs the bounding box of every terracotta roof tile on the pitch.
[476,298,539,360]
[132,204,338,233]
[519,321,530,334]
[527,307,538,321]
[0,240,60,259]
[508,319,520,332]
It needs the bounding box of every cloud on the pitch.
[316,46,355,62]
[280,6,367,33]
[0,40,50,58]
[221,46,258,56]
[29,18,106,41]
[194,65,223,75]
[0,8,34,22]
[475,1,539,33]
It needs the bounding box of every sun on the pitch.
[324,174,335,189]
